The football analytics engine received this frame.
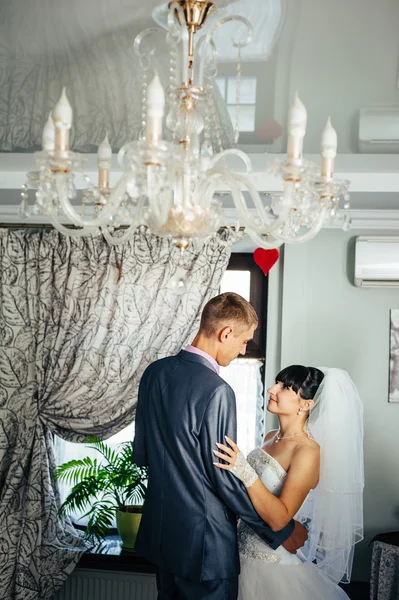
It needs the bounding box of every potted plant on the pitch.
[55,437,147,550]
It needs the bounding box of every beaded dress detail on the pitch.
[237,448,292,564]
[237,447,350,600]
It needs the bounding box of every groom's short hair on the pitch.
[200,292,258,337]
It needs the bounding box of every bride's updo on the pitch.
[275,365,324,400]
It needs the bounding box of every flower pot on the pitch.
[116,506,143,551]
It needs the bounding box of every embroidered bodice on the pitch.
[246,447,287,490]
[237,447,301,565]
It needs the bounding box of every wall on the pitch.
[272,228,399,580]
[272,0,399,153]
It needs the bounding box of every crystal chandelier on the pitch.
[21,0,350,251]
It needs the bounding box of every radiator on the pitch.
[54,569,158,600]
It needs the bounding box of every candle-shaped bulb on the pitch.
[42,113,55,152]
[97,133,112,188]
[97,134,112,168]
[321,117,337,158]
[321,117,338,180]
[53,87,73,128]
[147,74,165,143]
[288,91,307,138]
[287,92,307,162]
[147,75,165,112]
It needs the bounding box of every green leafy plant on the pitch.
[55,437,147,542]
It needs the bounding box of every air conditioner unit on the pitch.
[358,106,399,153]
[354,236,399,287]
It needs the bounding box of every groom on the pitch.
[133,292,307,599]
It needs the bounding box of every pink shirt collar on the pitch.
[184,345,220,374]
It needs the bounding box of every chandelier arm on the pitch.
[54,172,129,229]
[167,3,190,82]
[207,148,253,174]
[196,34,218,84]
[48,216,101,238]
[208,15,253,49]
[244,228,284,250]
[101,223,139,245]
[233,174,293,233]
[133,28,168,71]
[195,172,242,231]
[117,146,127,169]
[230,174,280,233]
[196,164,291,248]
[195,165,295,235]
[193,169,228,210]
[204,166,295,235]
[197,15,253,86]
[200,167,263,229]
[136,189,152,224]
[167,2,187,40]
[270,204,330,244]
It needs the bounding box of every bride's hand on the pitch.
[213,437,258,488]
[213,436,240,469]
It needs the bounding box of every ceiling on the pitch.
[0,0,398,218]
[1,0,398,151]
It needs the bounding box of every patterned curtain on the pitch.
[0,228,235,600]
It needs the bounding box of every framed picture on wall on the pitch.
[389,309,399,403]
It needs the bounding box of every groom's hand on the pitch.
[282,520,308,554]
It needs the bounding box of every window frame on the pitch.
[216,75,258,133]
[56,256,268,548]
[225,253,268,360]
[215,56,279,146]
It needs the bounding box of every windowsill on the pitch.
[78,534,156,574]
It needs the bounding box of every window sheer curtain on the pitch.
[220,359,265,456]
[0,228,235,600]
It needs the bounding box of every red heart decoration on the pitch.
[253,248,279,275]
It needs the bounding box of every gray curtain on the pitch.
[370,541,399,600]
[0,228,235,600]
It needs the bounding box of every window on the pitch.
[219,358,264,456]
[54,424,136,527]
[219,252,268,454]
[55,254,268,521]
[216,75,257,133]
[215,56,279,148]
[220,252,268,359]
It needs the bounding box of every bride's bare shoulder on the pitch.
[263,429,278,443]
[295,435,320,455]
[304,435,320,450]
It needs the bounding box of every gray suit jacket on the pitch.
[133,350,294,582]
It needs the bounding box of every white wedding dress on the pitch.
[238,447,350,600]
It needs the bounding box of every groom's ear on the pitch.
[219,326,233,343]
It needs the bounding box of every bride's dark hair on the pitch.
[276,365,324,400]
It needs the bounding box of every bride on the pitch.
[214,365,364,600]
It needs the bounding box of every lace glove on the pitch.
[231,452,259,488]
[213,437,259,488]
